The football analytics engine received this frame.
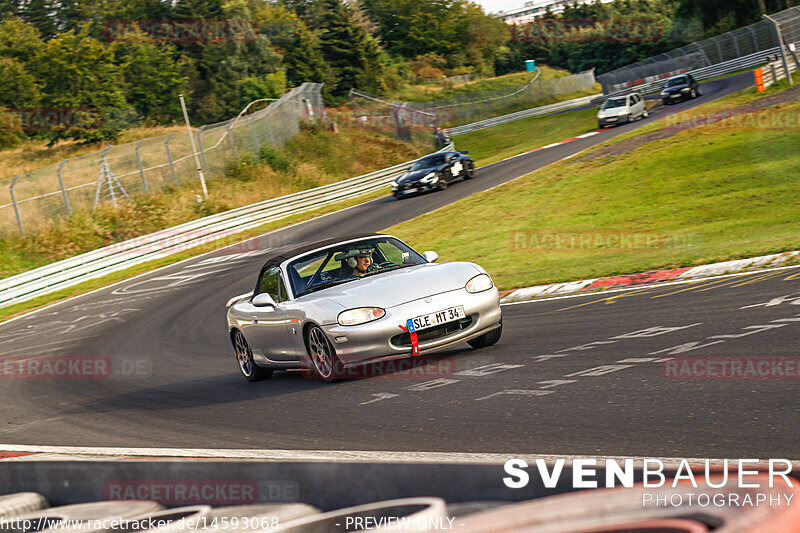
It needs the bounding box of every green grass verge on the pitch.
[0,188,387,324]
[388,83,800,290]
[456,108,597,166]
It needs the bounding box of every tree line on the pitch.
[0,0,507,146]
[1,0,791,147]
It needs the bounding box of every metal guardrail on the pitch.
[0,143,454,310]
[446,94,599,136]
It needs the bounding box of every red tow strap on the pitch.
[399,319,420,356]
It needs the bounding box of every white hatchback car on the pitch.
[597,92,648,128]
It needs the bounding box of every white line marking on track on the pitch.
[0,335,102,356]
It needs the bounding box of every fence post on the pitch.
[250,118,261,155]
[197,126,211,178]
[764,14,794,86]
[9,175,23,236]
[135,140,149,194]
[226,122,238,158]
[747,26,760,53]
[164,132,179,185]
[732,32,741,58]
[56,159,71,216]
[710,36,724,62]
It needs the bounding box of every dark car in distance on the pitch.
[391,151,475,199]
[660,74,702,105]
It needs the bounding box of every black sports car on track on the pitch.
[390,151,475,199]
[660,74,702,105]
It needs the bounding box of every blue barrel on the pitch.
[525,59,536,72]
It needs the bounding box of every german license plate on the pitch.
[411,306,466,331]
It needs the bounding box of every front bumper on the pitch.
[662,92,687,102]
[598,116,625,127]
[322,286,502,366]
[392,181,436,195]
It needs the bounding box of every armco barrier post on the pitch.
[9,175,23,236]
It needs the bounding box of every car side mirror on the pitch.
[423,251,439,263]
[252,293,277,308]
[460,150,469,154]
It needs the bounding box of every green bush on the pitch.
[258,145,297,173]
[226,153,260,182]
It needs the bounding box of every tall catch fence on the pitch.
[349,69,597,130]
[597,7,800,94]
[340,92,439,148]
[0,83,324,237]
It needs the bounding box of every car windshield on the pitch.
[411,154,446,170]
[288,237,427,297]
[667,77,687,87]
[602,98,627,110]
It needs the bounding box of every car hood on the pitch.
[663,84,688,92]
[396,167,440,184]
[598,108,626,118]
[312,262,483,308]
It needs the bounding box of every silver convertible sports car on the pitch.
[226,233,502,382]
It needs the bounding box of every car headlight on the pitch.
[660,91,668,96]
[465,273,493,293]
[337,307,386,326]
[420,172,437,183]
[681,87,691,92]
[391,180,398,189]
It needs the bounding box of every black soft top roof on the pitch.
[259,233,381,270]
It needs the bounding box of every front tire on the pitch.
[467,321,502,349]
[393,191,403,200]
[306,325,344,382]
[233,330,272,382]
[463,161,475,179]
[435,172,448,191]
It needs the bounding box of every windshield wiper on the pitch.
[297,278,354,297]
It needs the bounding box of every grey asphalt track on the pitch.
[4,71,794,460]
